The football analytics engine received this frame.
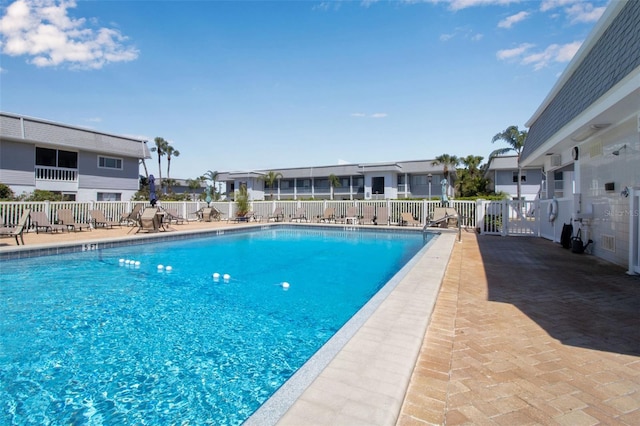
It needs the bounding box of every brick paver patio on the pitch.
[398,231,640,425]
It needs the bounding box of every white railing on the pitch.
[0,199,480,229]
[35,166,78,182]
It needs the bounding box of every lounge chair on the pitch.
[361,205,376,225]
[56,209,91,231]
[90,209,121,229]
[400,212,421,227]
[317,207,335,223]
[136,207,162,233]
[121,203,143,226]
[0,209,30,245]
[268,207,284,222]
[428,207,459,228]
[233,211,261,223]
[290,208,307,222]
[159,206,185,225]
[30,210,67,233]
[200,207,215,222]
[337,206,358,224]
[376,207,389,226]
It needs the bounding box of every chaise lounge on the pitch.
[0,209,31,245]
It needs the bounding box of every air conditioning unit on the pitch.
[550,154,562,167]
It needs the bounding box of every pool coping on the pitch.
[245,230,456,425]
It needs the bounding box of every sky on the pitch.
[0,0,609,180]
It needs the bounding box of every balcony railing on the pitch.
[35,166,78,182]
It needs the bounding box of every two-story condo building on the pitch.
[0,112,151,202]
[218,160,452,201]
[484,155,544,201]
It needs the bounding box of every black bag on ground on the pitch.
[561,223,573,249]
[571,228,585,253]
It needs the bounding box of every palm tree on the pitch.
[165,145,180,190]
[431,154,460,198]
[328,174,341,200]
[260,171,283,200]
[186,178,203,201]
[491,125,528,200]
[150,137,169,192]
[203,170,219,200]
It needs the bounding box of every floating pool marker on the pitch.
[212,273,220,282]
[135,261,141,267]
[282,282,290,289]
[157,264,164,270]
[119,258,125,264]
[223,273,230,283]
[165,266,173,272]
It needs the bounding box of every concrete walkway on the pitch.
[398,231,640,425]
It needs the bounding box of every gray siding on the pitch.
[78,152,139,190]
[522,1,640,161]
[0,141,35,185]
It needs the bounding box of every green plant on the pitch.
[0,183,15,200]
[235,185,249,216]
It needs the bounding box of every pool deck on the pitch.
[2,221,639,425]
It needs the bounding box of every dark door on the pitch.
[372,177,385,197]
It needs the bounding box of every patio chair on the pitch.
[0,209,30,245]
[400,212,421,227]
[136,207,162,233]
[290,207,307,222]
[201,207,214,222]
[121,203,143,226]
[317,207,335,223]
[233,211,261,223]
[268,207,284,222]
[376,207,389,226]
[56,209,91,231]
[30,210,67,233]
[361,205,376,225]
[428,207,458,228]
[90,209,121,229]
[159,206,185,225]
[337,206,358,224]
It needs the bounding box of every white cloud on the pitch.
[540,0,577,12]
[447,0,520,12]
[439,27,482,42]
[496,43,534,60]
[498,11,530,29]
[565,2,605,23]
[0,0,138,69]
[498,40,582,70]
[350,112,388,118]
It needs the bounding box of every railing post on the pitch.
[475,199,484,234]
[502,200,509,237]
[45,200,51,220]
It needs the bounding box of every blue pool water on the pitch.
[1,227,430,425]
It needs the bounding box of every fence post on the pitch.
[422,199,428,224]
[45,200,51,219]
[475,199,484,234]
[502,200,509,237]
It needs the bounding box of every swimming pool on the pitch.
[0,226,432,424]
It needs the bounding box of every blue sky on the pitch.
[0,0,608,180]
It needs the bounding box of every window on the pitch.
[36,148,57,166]
[412,175,428,186]
[512,171,527,183]
[36,147,77,168]
[296,179,311,188]
[553,171,564,198]
[315,178,329,189]
[97,192,121,201]
[98,156,123,170]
